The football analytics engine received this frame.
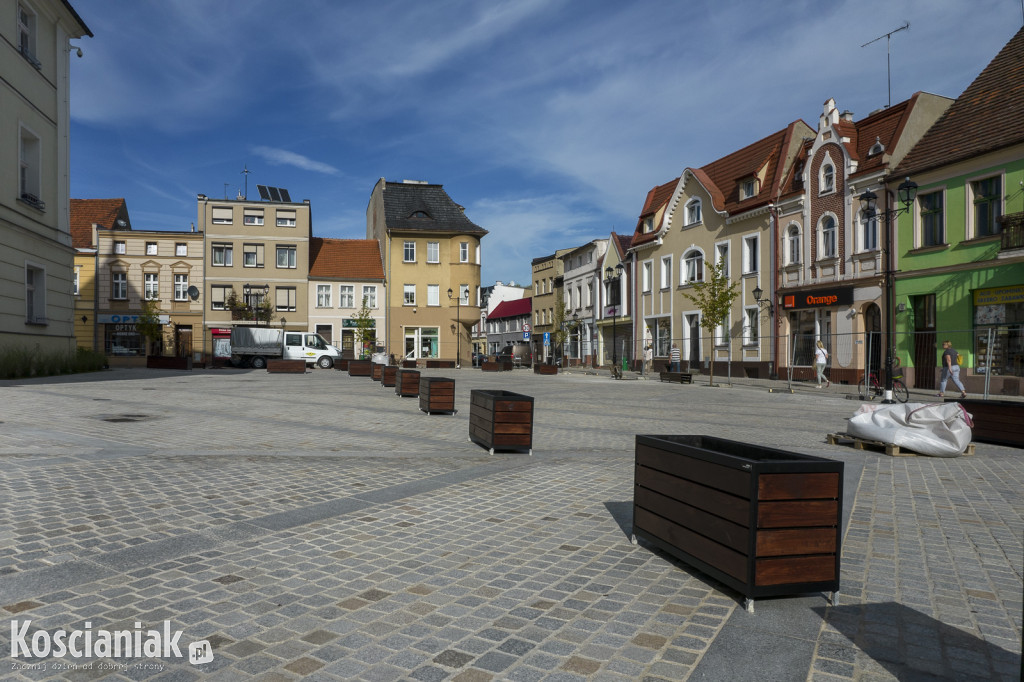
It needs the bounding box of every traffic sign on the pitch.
[543,332,550,346]
[523,331,530,341]
[523,323,531,332]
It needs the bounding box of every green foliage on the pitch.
[349,296,376,359]
[0,346,106,379]
[136,299,164,354]
[681,260,739,385]
[225,289,275,326]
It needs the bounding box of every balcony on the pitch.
[998,212,1024,251]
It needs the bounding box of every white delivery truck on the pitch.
[229,326,343,369]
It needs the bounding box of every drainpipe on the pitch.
[769,203,779,379]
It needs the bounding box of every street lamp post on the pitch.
[859,177,917,404]
[604,263,624,377]
[447,287,461,369]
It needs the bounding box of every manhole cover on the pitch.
[101,414,151,423]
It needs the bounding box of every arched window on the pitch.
[820,215,836,258]
[682,249,704,284]
[860,209,878,251]
[685,198,702,225]
[787,225,800,264]
[820,163,834,193]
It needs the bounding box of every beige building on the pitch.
[308,237,385,358]
[197,192,312,362]
[530,249,571,362]
[366,179,486,365]
[95,227,204,366]
[1,0,90,357]
[70,198,131,351]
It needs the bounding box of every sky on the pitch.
[69,0,1024,286]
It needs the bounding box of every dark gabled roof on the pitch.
[383,181,487,236]
[895,26,1024,177]
[70,198,129,249]
[309,238,384,280]
[488,298,532,319]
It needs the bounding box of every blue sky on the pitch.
[69,0,1022,286]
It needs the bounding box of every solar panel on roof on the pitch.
[279,189,291,202]
[257,185,271,201]
[268,187,283,202]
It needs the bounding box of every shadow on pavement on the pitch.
[813,602,1021,681]
[603,500,633,541]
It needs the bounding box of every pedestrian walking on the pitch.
[643,344,653,375]
[938,340,967,398]
[670,343,681,373]
[814,340,830,388]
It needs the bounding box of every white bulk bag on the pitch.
[847,402,973,457]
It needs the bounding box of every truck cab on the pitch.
[283,332,342,369]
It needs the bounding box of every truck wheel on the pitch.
[250,356,267,369]
[317,356,333,369]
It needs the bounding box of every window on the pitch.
[174,274,188,301]
[787,225,801,264]
[427,284,440,306]
[860,210,878,252]
[316,284,331,308]
[276,210,296,227]
[211,206,233,224]
[973,177,1003,237]
[211,285,231,310]
[211,243,233,266]
[25,264,44,323]
[404,284,416,305]
[427,242,439,263]
[716,243,729,278]
[820,163,835,193]
[743,235,758,274]
[146,242,157,255]
[243,210,264,226]
[276,245,297,269]
[715,314,730,345]
[339,285,354,308]
[686,198,702,225]
[17,4,39,68]
[404,241,416,262]
[112,272,127,300]
[744,308,759,345]
[460,284,470,305]
[243,243,264,267]
[114,240,126,255]
[820,216,836,258]
[275,287,296,312]
[176,243,187,257]
[19,126,42,208]
[73,267,80,296]
[660,256,671,289]
[920,191,944,246]
[642,262,652,293]
[144,273,159,300]
[741,179,757,200]
[363,286,377,308]
[460,242,469,262]
[682,250,703,284]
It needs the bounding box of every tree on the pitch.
[349,296,376,359]
[136,298,164,356]
[681,260,739,386]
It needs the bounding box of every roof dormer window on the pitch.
[411,211,430,219]
[643,216,654,233]
[740,178,758,200]
[868,137,885,156]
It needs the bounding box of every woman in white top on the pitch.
[814,340,829,388]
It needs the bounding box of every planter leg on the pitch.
[630,535,637,546]
[743,598,754,614]
[488,448,495,456]
[828,591,838,606]
[527,449,533,456]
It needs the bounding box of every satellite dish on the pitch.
[187,286,200,301]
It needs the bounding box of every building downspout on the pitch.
[769,203,779,379]
[200,197,207,365]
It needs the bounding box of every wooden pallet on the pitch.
[826,432,975,457]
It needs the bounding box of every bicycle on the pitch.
[858,370,909,403]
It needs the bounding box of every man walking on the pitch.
[670,343,681,373]
[938,340,967,399]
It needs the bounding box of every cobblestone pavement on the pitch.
[0,367,1020,681]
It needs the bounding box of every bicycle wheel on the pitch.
[892,380,909,403]
[857,378,868,398]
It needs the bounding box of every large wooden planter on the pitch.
[426,360,456,369]
[420,377,455,414]
[481,361,513,372]
[395,369,420,397]
[267,359,306,374]
[348,360,372,377]
[402,360,418,368]
[381,365,398,387]
[146,355,191,370]
[334,358,349,371]
[954,398,1023,448]
[659,371,694,384]
[533,364,558,375]
[371,362,384,381]
[469,390,534,455]
[632,435,843,612]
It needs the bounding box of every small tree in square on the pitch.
[681,260,738,386]
[349,296,376,359]
[136,299,164,356]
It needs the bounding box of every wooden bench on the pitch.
[481,361,513,372]
[533,364,558,375]
[659,371,694,384]
[267,359,306,374]
[426,360,456,369]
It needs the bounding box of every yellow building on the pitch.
[366,179,486,365]
[530,249,571,363]
[70,198,131,351]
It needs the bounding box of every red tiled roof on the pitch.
[847,96,915,180]
[309,238,384,279]
[895,26,1024,177]
[631,177,679,247]
[69,198,129,249]
[697,123,802,214]
[488,298,531,319]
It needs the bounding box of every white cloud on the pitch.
[250,146,340,176]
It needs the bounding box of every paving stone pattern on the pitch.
[0,368,1020,681]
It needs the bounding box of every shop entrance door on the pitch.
[912,294,937,390]
[175,326,192,358]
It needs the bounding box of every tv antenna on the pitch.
[241,164,252,200]
[862,22,909,109]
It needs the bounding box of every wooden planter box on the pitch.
[533,364,558,375]
[334,359,349,371]
[348,360,372,376]
[267,359,306,374]
[395,369,420,397]
[381,365,398,387]
[146,355,191,370]
[954,399,1023,448]
[481,361,513,372]
[426,360,456,369]
[469,390,534,455]
[659,371,694,384]
[419,377,456,414]
[371,362,384,381]
[632,435,843,612]
[402,360,418,368]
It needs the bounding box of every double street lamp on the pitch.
[447,287,461,369]
[859,177,917,404]
[604,263,624,376]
